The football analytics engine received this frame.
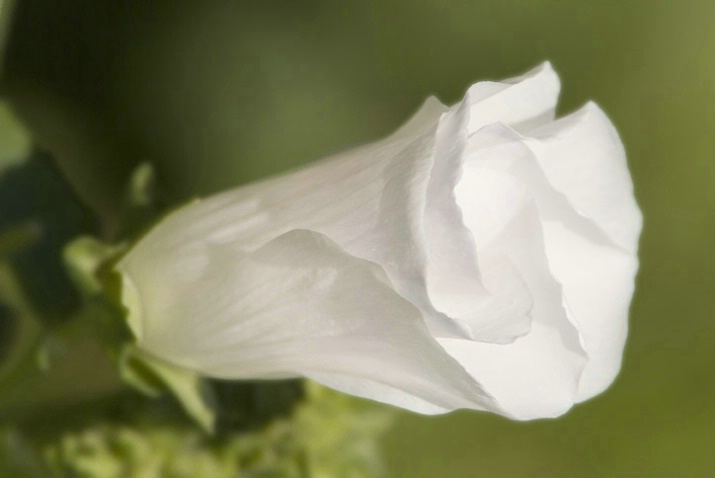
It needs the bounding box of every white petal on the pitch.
[467,62,560,133]
[513,104,641,400]
[542,222,638,401]
[127,96,532,343]
[392,96,449,140]
[458,111,640,411]
[127,98,457,336]
[526,102,643,253]
[465,122,615,251]
[118,229,500,415]
[449,166,586,419]
[424,98,533,343]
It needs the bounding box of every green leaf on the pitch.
[118,345,217,434]
[0,150,99,323]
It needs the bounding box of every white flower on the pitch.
[116,63,642,420]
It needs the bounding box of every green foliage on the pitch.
[0,428,54,478]
[1,382,393,478]
[0,101,29,170]
[0,150,393,476]
[0,150,99,322]
[0,239,47,411]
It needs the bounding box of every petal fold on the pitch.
[541,223,638,401]
[441,192,586,419]
[424,96,533,344]
[118,229,500,415]
[526,102,643,253]
[467,62,560,133]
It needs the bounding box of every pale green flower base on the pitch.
[2,382,394,478]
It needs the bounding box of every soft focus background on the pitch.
[1,0,713,476]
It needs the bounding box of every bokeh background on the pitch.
[1,0,713,476]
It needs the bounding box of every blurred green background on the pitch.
[1,0,713,476]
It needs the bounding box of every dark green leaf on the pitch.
[0,150,99,323]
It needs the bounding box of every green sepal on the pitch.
[115,161,167,240]
[63,236,127,298]
[61,236,132,354]
[63,235,218,433]
[118,345,217,434]
[126,162,155,209]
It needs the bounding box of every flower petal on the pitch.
[526,102,643,253]
[121,95,533,343]
[518,105,641,400]
[392,96,449,140]
[424,97,533,344]
[448,166,586,419]
[122,98,458,335]
[542,222,638,401]
[467,62,561,133]
[118,229,500,415]
[455,109,640,412]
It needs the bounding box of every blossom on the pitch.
[116,63,642,420]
